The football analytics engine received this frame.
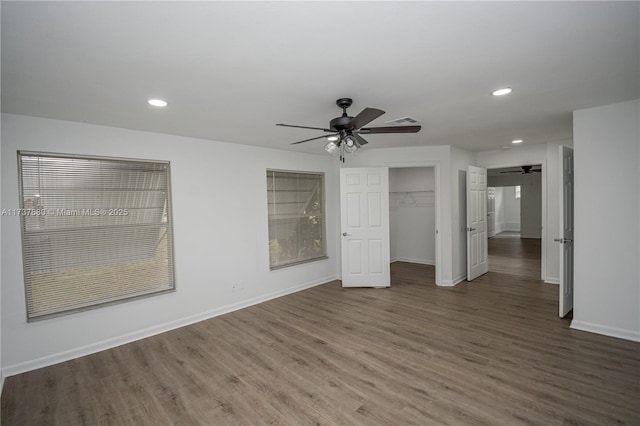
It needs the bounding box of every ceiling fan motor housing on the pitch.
[331,98,354,131]
[330,115,354,131]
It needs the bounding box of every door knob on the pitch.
[342,232,351,236]
[467,227,476,232]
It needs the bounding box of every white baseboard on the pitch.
[453,273,466,286]
[391,257,435,266]
[439,273,466,287]
[544,277,559,284]
[571,320,640,342]
[3,275,338,377]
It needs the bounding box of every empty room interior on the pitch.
[1,2,639,425]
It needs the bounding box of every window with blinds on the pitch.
[17,152,176,320]
[267,170,327,269]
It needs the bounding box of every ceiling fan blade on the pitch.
[353,133,369,146]
[533,169,542,172]
[500,170,522,174]
[290,134,338,145]
[276,123,334,132]
[346,107,385,130]
[358,125,421,134]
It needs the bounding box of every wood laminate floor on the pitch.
[488,232,542,279]
[2,262,639,425]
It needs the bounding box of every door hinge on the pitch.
[554,237,573,244]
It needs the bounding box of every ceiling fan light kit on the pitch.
[324,141,339,155]
[276,98,422,162]
[343,135,359,154]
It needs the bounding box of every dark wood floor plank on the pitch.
[2,254,639,425]
[489,231,542,279]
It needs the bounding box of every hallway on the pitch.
[488,232,541,280]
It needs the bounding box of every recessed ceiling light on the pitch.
[492,87,512,96]
[148,99,167,107]
[512,139,523,144]
[327,135,339,142]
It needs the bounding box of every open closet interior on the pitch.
[389,167,436,265]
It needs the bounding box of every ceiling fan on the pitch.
[276,98,421,162]
[500,165,542,174]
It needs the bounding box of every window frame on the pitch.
[17,150,177,321]
[266,169,328,270]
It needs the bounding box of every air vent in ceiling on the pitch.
[385,116,419,125]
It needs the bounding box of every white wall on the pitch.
[520,173,542,238]
[389,167,435,265]
[489,173,542,237]
[389,167,435,192]
[572,99,640,342]
[1,114,340,375]
[503,187,521,231]
[488,174,525,187]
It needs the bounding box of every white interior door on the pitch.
[487,187,496,238]
[340,167,390,287]
[558,146,574,317]
[467,166,489,281]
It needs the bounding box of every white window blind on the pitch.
[17,152,176,320]
[267,170,327,269]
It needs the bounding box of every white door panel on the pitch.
[487,188,496,238]
[340,168,390,287]
[467,166,489,281]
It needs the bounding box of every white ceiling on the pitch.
[2,2,638,154]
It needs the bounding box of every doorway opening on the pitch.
[389,167,437,283]
[487,166,543,280]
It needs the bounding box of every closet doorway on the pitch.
[389,167,437,281]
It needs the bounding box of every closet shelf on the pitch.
[390,190,435,207]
